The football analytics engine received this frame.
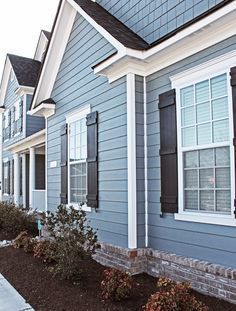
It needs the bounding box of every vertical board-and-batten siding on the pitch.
[96,0,225,44]
[146,35,236,268]
[48,13,128,247]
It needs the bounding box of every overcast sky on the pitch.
[0,0,59,76]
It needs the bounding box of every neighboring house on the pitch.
[3,0,236,303]
[0,30,50,210]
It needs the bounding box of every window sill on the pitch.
[175,212,236,227]
[14,132,21,137]
[69,203,91,213]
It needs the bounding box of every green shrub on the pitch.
[0,202,37,237]
[46,205,98,280]
[100,268,134,301]
[144,277,209,311]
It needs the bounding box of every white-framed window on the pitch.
[66,105,91,212]
[3,159,9,195]
[4,109,9,128]
[14,101,20,121]
[171,51,236,226]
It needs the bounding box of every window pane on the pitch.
[184,151,198,168]
[180,85,194,107]
[196,102,210,123]
[81,146,87,160]
[215,168,230,188]
[212,97,228,120]
[199,149,213,167]
[211,74,227,99]
[70,122,76,135]
[81,131,87,147]
[181,106,195,126]
[213,119,229,142]
[200,190,214,211]
[197,123,211,145]
[184,190,198,210]
[182,127,195,147]
[184,170,198,188]
[195,80,209,103]
[215,147,230,166]
[216,190,231,213]
[199,169,214,188]
[70,163,86,204]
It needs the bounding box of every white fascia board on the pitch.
[28,103,55,118]
[31,0,77,110]
[94,1,236,81]
[15,86,34,96]
[4,129,45,153]
[67,0,126,53]
[34,31,48,61]
[0,58,13,107]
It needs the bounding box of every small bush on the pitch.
[0,202,37,238]
[12,231,36,253]
[33,240,57,263]
[144,277,209,311]
[100,268,134,301]
[46,205,98,280]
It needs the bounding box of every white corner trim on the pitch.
[143,76,148,248]
[31,0,76,109]
[127,73,137,249]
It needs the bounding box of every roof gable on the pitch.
[8,54,41,87]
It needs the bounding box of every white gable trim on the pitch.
[31,0,77,110]
[0,57,14,107]
[34,30,50,62]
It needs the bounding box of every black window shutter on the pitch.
[86,111,98,208]
[230,66,236,216]
[19,99,23,131]
[60,124,68,204]
[159,89,178,213]
[11,159,14,195]
[7,161,10,195]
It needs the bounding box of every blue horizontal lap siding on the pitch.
[26,95,45,137]
[146,35,236,268]
[48,14,128,247]
[96,0,225,43]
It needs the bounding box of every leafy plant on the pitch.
[100,268,134,301]
[144,277,209,311]
[12,231,36,253]
[33,240,57,263]
[46,205,98,280]
[0,202,37,238]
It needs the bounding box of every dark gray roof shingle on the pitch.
[8,54,41,87]
[73,0,149,50]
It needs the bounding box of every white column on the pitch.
[127,73,137,249]
[13,153,20,205]
[22,154,27,207]
[29,147,36,208]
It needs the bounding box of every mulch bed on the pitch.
[0,246,236,311]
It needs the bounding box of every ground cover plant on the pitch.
[100,268,135,301]
[0,202,37,239]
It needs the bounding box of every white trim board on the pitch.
[127,73,137,249]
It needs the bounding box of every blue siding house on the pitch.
[0,30,50,210]
[2,0,236,303]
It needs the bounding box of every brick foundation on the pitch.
[93,242,236,304]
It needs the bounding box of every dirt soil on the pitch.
[0,246,236,311]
